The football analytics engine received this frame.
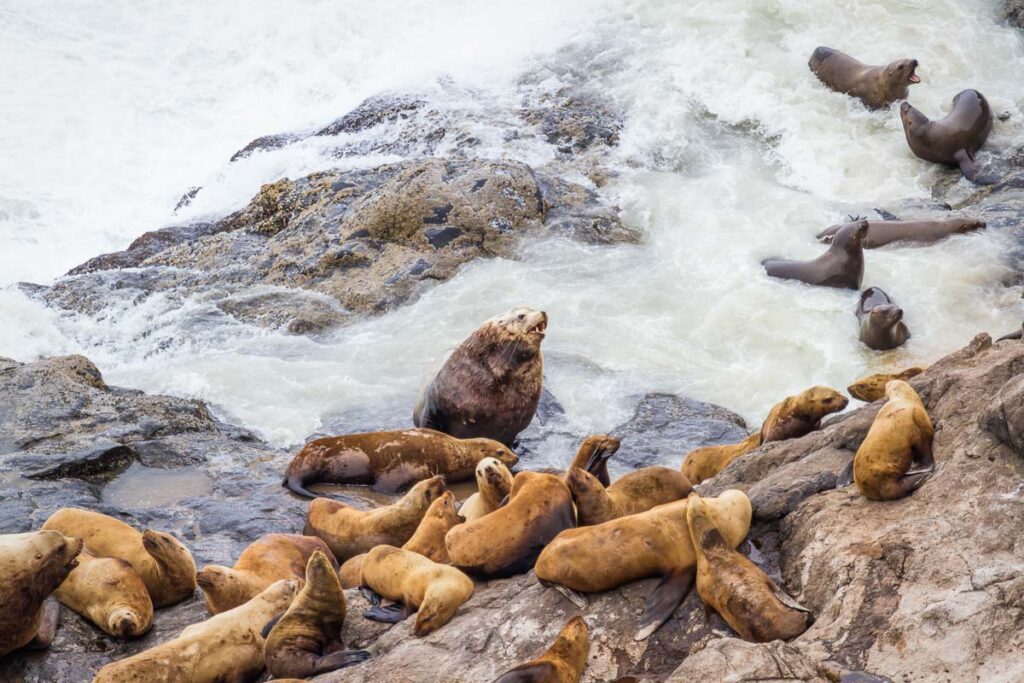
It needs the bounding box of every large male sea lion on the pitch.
[817,217,986,248]
[762,221,868,289]
[458,457,514,523]
[414,306,547,446]
[857,287,910,351]
[55,550,153,638]
[808,47,919,109]
[681,431,762,485]
[493,615,590,683]
[901,90,995,184]
[761,386,848,443]
[284,428,517,496]
[848,366,925,402]
[566,466,692,526]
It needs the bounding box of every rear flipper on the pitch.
[634,566,696,641]
[836,460,855,488]
[954,149,998,185]
[364,602,413,623]
[313,649,372,674]
[360,586,381,606]
[540,579,589,610]
[893,469,934,498]
[26,598,61,650]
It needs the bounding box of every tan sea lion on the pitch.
[93,578,301,683]
[808,47,919,109]
[493,615,590,683]
[901,90,995,184]
[817,217,986,248]
[681,431,763,485]
[761,386,848,443]
[458,457,514,523]
[43,508,195,608]
[853,380,935,500]
[857,287,910,351]
[55,550,153,638]
[445,471,575,579]
[687,493,812,642]
[197,533,336,614]
[762,220,868,289]
[284,428,518,496]
[566,466,692,526]
[414,306,547,446]
[304,475,446,562]
[848,366,925,402]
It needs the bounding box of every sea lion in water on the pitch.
[761,386,848,443]
[848,366,925,402]
[446,471,575,579]
[900,90,995,184]
[54,550,153,638]
[762,220,867,289]
[197,533,336,614]
[808,47,919,109]
[535,490,752,640]
[304,475,446,562]
[43,508,195,608]
[681,431,763,485]
[414,306,547,447]
[687,493,812,642]
[857,287,910,351]
[493,615,590,683]
[458,457,514,523]
[817,217,986,248]
[284,428,517,496]
[566,466,692,526]
[853,380,935,500]
[0,530,82,657]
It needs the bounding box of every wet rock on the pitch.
[229,133,302,162]
[216,287,349,334]
[21,442,135,481]
[664,639,835,682]
[982,361,1024,458]
[1004,0,1024,28]
[67,223,221,275]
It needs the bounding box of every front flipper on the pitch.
[260,612,284,639]
[836,460,855,489]
[634,566,696,641]
[313,649,372,674]
[540,579,589,610]
[26,598,61,650]
[360,586,381,606]
[954,149,997,185]
[364,602,413,623]
[768,580,813,617]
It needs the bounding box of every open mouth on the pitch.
[908,62,920,84]
[528,319,547,336]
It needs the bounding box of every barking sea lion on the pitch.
[809,47,919,109]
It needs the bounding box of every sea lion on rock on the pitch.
[848,366,925,402]
[458,457,514,523]
[808,47,919,109]
[55,550,153,638]
[414,306,547,447]
[762,220,867,289]
[566,466,692,526]
[284,428,517,496]
[857,287,910,351]
[900,90,995,184]
[493,615,590,683]
[817,217,986,248]
[761,386,848,443]
[681,431,763,485]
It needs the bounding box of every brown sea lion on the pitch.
[566,466,692,526]
[414,306,547,447]
[997,324,1023,342]
[848,366,925,402]
[93,579,301,683]
[284,428,518,497]
[681,431,763,485]
[360,545,474,636]
[901,90,995,184]
[304,475,446,562]
[493,615,590,683]
[817,217,986,248]
[0,530,82,657]
[535,490,751,640]
[857,287,910,351]
[687,493,812,642]
[55,550,153,638]
[43,508,195,608]
[197,533,336,614]
[762,220,868,289]
[446,471,575,579]
[761,386,848,443]
[808,47,919,109]
[459,457,515,523]
[853,380,935,500]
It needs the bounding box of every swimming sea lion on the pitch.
[900,90,995,184]
[284,428,518,497]
[493,615,590,683]
[55,550,153,638]
[414,306,547,447]
[566,466,692,526]
[848,366,925,402]
[304,475,446,562]
[446,471,575,579]
[197,533,336,614]
[458,457,514,523]
[853,380,935,500]
[857,287,910,351]
[808,47,919,109]
[687,493,812,642]
[762,220,868,289]
[43,508,195,608]
[761,386,848,443]
[817,217,986,248]
[681,431,763,485]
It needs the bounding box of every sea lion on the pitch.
[848,366,925,402]
[414,306,547,447]
[493,615,590,683]
[458,457,514,523]
[566,466,692,526]
[997,324,1023,342]
[681,431,763,485]
[762,220,868,289]
[93,579,301,683]
[853,380,935,500]
[304,475,446,562]
[55,550,153,638]
[360,545,474,636]
[264,552,369,678]
[687,493,812,642]
[900,90,995,184]
[761,386,848,443]
[197,533,336,614]
[43,508,195,608]
[808,47,919,109]
[0,530,82,657]
[817,217,986,248]
[284,428,518,497]
[446,471,575,579]
[857,287,910,351]
[535,490,752,640]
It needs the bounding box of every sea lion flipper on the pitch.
[259,612,284,639]
[313,648,372,674]
[549,583,589,610]
[25,598,61,650]
[359,586,382,606]
[815,225,840,243]
[895,470,934,497]
[283,475,319,499]
[767,581,812,616]
[363,602,413,623]
[634,566,696,641]
[836,460,855,488]
[954,149,997,185]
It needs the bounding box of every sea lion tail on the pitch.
[283,475,318,499]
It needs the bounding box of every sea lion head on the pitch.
[884,379,915,401]
[832,220,869,252]
[32,530,83,580]
[869,303,904,330]
[142,529,197,590]
[884,58,920,87]
[430,490,465,525]
[801,386,849,418]
[465,438,519,468]
[410,475,447,506]
[107,605,149,638]
[196,565,247,611]
[482,306,548,357]
[304,550,339,588]
[476,457,513,490]
[685,492,728,550]
[900,101,930,132]
[954,217,986,233]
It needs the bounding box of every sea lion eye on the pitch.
[517,313,525,320]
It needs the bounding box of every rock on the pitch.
[664,639,835,682]
[983,365,1024,458]
[1004,0,1024,28]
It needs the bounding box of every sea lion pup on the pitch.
[0,530,82,657]
[493,615,590,683]
[304,475,446,562]
[681,431,763,485]
[535,490,752,641]
[459,457,515,523]
[197,533,336,614]
[414,306,548,447]
[857,287,910,351]
[762,220,868,289]
[360,545,474,636]
[761,386,848,443]
[817,217,986,248]
[901,90,995,184]
[264,552,370,678]
[446,471,575,579]
[43,508,195,608]
[853,380,935,501]
[808,47,919,109]
[284,428,517,497]
[687,493,812,642]
[55,550,153,638]
[848,366,925,402]
[93,579,301,683]
[566,466,692,526]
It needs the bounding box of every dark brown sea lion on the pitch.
[900,90,995,184]
[808,47,919,109]
[493,615,590,683]
[414,306,547,447]
[762,220,868,289]
[848,366,925,402]
[54,550,153,638]
[817,217,986,248]
[857,287,910,351]
[566,466,692,526]
[997,324,1023,342]
[681,431,762,485]
[761,386,848,443]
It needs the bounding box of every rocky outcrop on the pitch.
[1004,0,1024,29]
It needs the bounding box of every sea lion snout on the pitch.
[872,304,903,325]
